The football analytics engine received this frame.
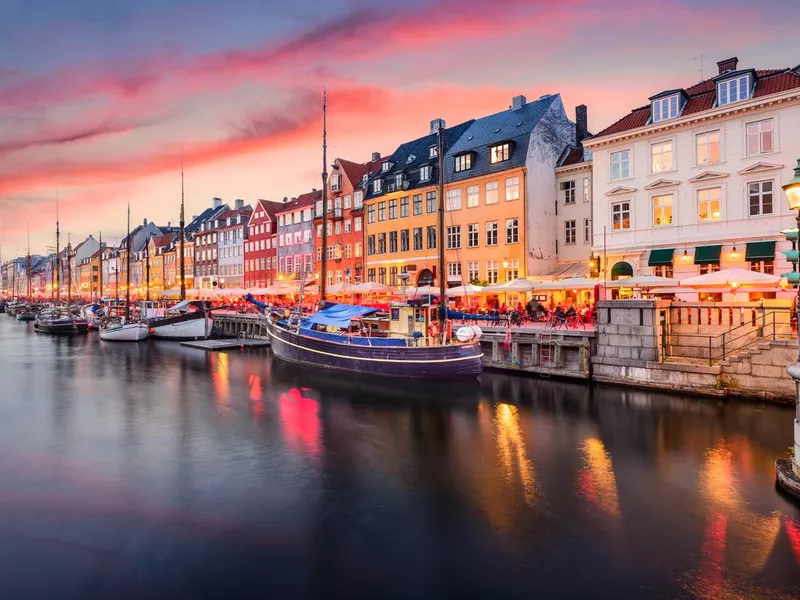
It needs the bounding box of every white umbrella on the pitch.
[532,277,598,291]
[327,282,355,295]
[446,284,486,296]
[679,268,780,288]
[605,275,679,289]
[408,285,439,296]
[484,277,539,293]
[352,281,391,294]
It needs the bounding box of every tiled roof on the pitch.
[594,68,800,139]
[445,95,557,183]
[337,158,369,187]
[276,190,321,214]
[557,145,589,167]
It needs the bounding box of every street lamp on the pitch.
[777,157,800,499]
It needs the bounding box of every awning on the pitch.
[305,303,378,329]
[610,262,633,279]
[538,261,589,279]
[647,248,674,266]
[745,240,776,262]
[693,244,722,265]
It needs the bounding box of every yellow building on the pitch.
[76,249,102,300]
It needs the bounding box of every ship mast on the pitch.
[125,204,131,322]
[180,149,186,301]
[320,88,328,303]
[98,232,103,302]
[66,234,72,304]
[436,123,446,339]
[55,190,60,303]
[26,224,31,300]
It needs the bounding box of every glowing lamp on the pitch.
[783,159,800,211]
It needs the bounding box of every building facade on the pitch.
[194,198,230,289]
[584,57,800,300]
[217,201,252,289]
[553,143,594,271]
[277,191,317,282]
[244,199,281,288]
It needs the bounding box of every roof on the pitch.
[150,233,173,249]
[337,158,369,188]
[594,67,800,139]
[445,95,558,182]
[276,190,321,214]
[186,205,227,233]
[365,120,474,200]
[557,145,591,167]
[216,205,253,227]
[249,199,281,224]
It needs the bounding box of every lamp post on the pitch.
[777,158,800,499]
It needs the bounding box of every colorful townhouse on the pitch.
[216,200,252,289]
[194,198,230,289]
[314,158,372,287]
[276,191,318,282]
[363,119,472,287]
[244,199,281,288]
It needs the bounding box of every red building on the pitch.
[244,199,281,288]
[315,157,382,287]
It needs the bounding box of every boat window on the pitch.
[391,308,400,321]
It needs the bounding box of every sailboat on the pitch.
[146,153,212,341]
[17,225,36,321]
[264,91,484,379]
[100,204,149,342]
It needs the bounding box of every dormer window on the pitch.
[331,174,341,192]
[454,153,473,172]
[373,179,382,193]
[420,165,432,181]
[429,146,438,159]
[651,94,680,123]
[394,173,403,187]
[717,74,751,106]
[381,161,391,173]
[490,143,510,164]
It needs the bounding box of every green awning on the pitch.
[693,245,722,265]
[610,261,633,279]
[745,240,776,262]
[647,248,674,266]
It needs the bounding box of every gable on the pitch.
[644,179,681,190]
[737,161,784,176]
[688,171,729,183]
[605,185,637,196]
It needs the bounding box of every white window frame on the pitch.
[694,130,721,166]
[466,185,479,208]
[696,186,722,223]
[505,176,519,201]
[564,220,576,245]
[651,193,674,228]
[610,149,631,181]
[717,75,750,106]
[445,189,462,211]
[745,118,775,156]
[467,261,479,283]
[485,181,499,205]
[467,223,479,248]
[583,218,591,243]
[611,201,632,231]
[373,179,382,193]
[420,165,432,181]
[747,179,775,217]
[651,94,680,123]
[650,140,674,174]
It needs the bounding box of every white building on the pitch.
[216,200,251,289]
[552,142,593,273]
[584,57,800,300]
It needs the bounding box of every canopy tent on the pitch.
[605,275,679,289]
[609,262,633,279]
[483,278,538,293]
[532,277,598,291]
[679,268,780,288]
[352,281,392,293]
[408,285,439,296]
[305,304,378,329]
[326,282,356,295]
[445,284,486,296]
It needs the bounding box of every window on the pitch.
[486,221,498,246]
[378,201,386,222]
[467,185,479,208]
[427,226,437,249]
[355,242,362,257]
[344,195,351,209]
[367,235,376,256]
[382,161,391,173]
[563,180,575,204]
[490,143,510,164]
[447,262,462,279]
[467,223,479,248]
[486,260,499,284]
[354,217,362,232]
[344,220,351,233]
[426,191,436,213]
[354,191,363,208]
[420,165,432,181]
[401,229,409,252]
[505,176,519,201]
[389,266,397,286]
[654,265,674,278]
[429,146,438,159]
[367,204,375,224]
[718,75,750,106]
[652,194,673,227]
[468,261,479,283]
[746,119,774,155]
[505,218,519,244]
[611,150,630,180]
[446,225,461,249]
[389,199,397,220]
[454,154,472,172]
[334,221,341,235]
[373,179,382,194]
[413,194,422,216]
[446,189,462,211]
[400,196,409,218]
[696,131,720,165]
[367,268,376,282]
[413,227,423,251]
[505,259,519,281]
[612,201,631,231]
[651,94,680,123]
[378,233,386,254]
[748,181,774,216]
[565,220,576,244]
[485,181,498,205]
[389,231,398,253]
[583,218,591,243]
[651,141,673,173]
[378,268,386,285]
[697,187,721,222]
[394,173,403,189]
[750,260,775,275]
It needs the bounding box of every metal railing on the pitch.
[662,310,796,366]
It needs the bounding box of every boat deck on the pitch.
[179,339,271,351]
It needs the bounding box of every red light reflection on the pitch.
[279,387,320,456]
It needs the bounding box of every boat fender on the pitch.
[428,321,440,339]
[149,328,156,334]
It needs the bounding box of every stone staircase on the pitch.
[717,339,798,400]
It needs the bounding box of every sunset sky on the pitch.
[1,0,798,256]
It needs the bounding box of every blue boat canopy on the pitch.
[306,304,378,329]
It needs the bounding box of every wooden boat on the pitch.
[99,321,149,342]
[35,313,76,335]
[16,307,37,321]
[147,300,212,341]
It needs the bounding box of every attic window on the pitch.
[381,162,391,172]
[454,153,472,172]
[490,143,510,164]
[373,179,382,193]
[717,74,751,106]
[429,146,438,158]
[406,154,415,164]
[420,165,432,181]
[651,94,680,123]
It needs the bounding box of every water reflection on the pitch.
[576,438,621,525]
[279,387,321,457]
[210,352,230,411]
[494,403,536,506]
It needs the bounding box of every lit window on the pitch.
[695,131,720,165]
[748,181,774,216]
[746,119,774,155]
[611,201,631,231]
[485,181,499,205]
[505,177,519,201]
[446,189,462,211]
[654,265,673,278]
[697,188,721,222]
[467,185,479,208]
[717,75,750,106]
[490,143,510,164]
[651,141,673,173]
[652,194,673,227]
[651,94,680,123]
[610,150,630,180]
[454,154,472,172]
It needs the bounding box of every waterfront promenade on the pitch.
[1,316,799,598]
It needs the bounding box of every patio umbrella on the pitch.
[327,282,355,295]
[532,277,598,291]
[445,284,486,296]
[352,281,391,294]
[679,268,780,288]
[484,278,539,293]
[605,275,679,289]
[409,285,440,296]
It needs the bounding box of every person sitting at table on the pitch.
[499,302,508,314]
[566,304,577,319]
[554,305,566,322]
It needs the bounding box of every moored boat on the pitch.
[35,313,77,335]
[147,300,212,341]
[99,321,149,342]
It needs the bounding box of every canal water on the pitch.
[0,317,798,599]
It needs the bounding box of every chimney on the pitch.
[283,196,288,203]
[429,118,446,135]
[143,218,148,226]
[512,95,527,110]
[371,152,381,162]
[212,197,222,209]
[575,104,588,143]
[192,215,198,220]
[717,57,738,75]
[235,199,244,209]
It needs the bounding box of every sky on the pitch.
[1,0,798,256]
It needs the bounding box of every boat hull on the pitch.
[99,323,149,342]
[35,319,76,335]
[16,313,36,321]
[267,322,483,379]
[148,313,212,341]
